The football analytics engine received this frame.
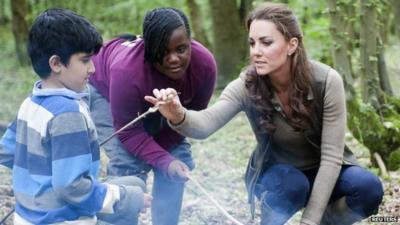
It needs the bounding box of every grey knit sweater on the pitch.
[170,62,355,225]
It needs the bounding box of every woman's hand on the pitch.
[144,88,185,125]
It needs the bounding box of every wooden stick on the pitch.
[373,152,389,178]
[99,95,178,146]
[100,104,161,146]
[0,209,14,225]
[0,97,174,225]
[187,174,244,225]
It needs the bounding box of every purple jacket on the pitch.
[89,38,217,172]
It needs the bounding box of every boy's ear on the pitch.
[49,55,63,73]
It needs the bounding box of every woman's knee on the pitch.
[343,166,384,216]
[256,164,310,209]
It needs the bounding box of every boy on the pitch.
[0,8,151,225]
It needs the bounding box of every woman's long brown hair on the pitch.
[245,2,313,133]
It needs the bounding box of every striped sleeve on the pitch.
[48,112,108,212]
[0,120,17,168]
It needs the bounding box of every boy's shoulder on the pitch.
[16,94,88,140]
[22,94,82,117]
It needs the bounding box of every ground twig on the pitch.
[187,174,245,225]
[373,152,389,178]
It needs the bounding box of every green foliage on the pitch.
[388,149,400,170]
[286,0,333,64]
[329,0,400,170]
[348,95,400,170]
[0,25,36,122]
[25,0,189,39]
[193,0,213,47]
[0,0,11,23]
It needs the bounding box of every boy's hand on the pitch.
[167,159,189,182]
[141,193,152,213]
[144,88,185,125]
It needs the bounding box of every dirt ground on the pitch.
[0,112,399,225]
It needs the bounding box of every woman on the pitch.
[86,7,217,225]
[145,3,383,225]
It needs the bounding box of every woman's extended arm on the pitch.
[145,76,248,139]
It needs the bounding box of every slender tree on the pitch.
[377,0,392,95]
[11,0,30,66]
[327,0,355,99]
[329,0,400,171]
[360,0,380,108]
[344,1,356,78]
[208,0,248,86]
[391,0,400,37]
[186,0,211,48]
[0,0,9,25]
[239,0,253,24]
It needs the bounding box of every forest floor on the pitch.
[0,111,399,225]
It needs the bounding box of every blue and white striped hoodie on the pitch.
[0,81,123,224]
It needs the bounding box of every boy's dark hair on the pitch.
[143,7,191,65]
[28,8,102,79]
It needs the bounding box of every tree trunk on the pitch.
[329,0,400,171]
[377,48,392,95]
[344,2,356,45]
[186,0,211,48]
[0,0,9,25]
[344,1,356,79]
[327,0,355,99]
[377,1,393,95]
[301,5,309,25]
[11,0,30,66]
[391,0,400,37]
[239,0,253,24]
[209,0,247,87]
[360,0,380,109]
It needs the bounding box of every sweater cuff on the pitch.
[155,154,176,173]
[300,217,318,225]
[167,109,188,129]
[168,110,186,126]
[99,183,121,214]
